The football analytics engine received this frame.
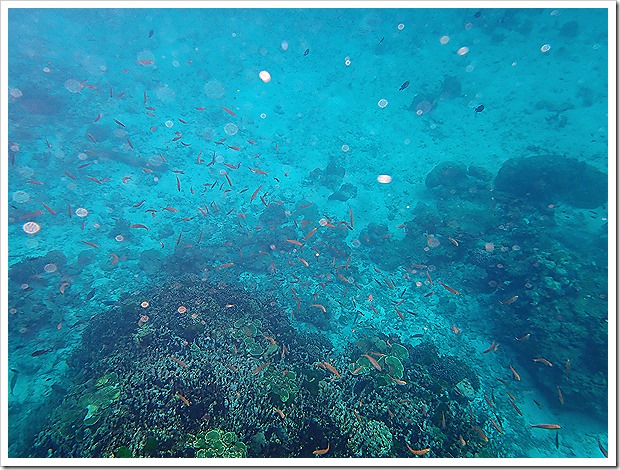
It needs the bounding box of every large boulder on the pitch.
[494,155,607,208]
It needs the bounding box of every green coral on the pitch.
[351,353,405,387]
[231,320,281,359]
[264,369,299,405]
[190,429,247,458]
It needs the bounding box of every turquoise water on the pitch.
[7,7,609,459]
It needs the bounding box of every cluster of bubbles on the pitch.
[64,79,82,93]
[224,123,238,136]
[44,263,57,273]
[22,221,40,234]
[12,191,30,204]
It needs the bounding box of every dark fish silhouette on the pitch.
[399,81,410,91]
[378,37,384,44]
[31,348,52,357]
[148,29,154,38]
[475,104,485,113]
[303,49,309,56]
[10,369,18,395]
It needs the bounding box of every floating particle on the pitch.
[75,207,88,217]
[319,218,328,227]
[540,44,551,53]
[9,88,23,98]
[397,23,405,30]
[484,242,495,252]
[303,48,310,56]
[64,79,82,93]
[260,113,267,119]
[259,70,272,83]
[464,22,473,30]
[341,145,350,152]
[399,81,410,91]
[344,57,351,67]
[43,67,51,73]
[351,239,361,248]
[224,123,238,136]
[457,46,469,56]
[178,305,187,314]
[44,263,57,273]
[377,174,392,184]
[281,40,289,51]
[12,191,30,203]
[172,60,180,67]
[23,221,41,234]
[165,120,174,128]
[378,99,388,108]
[440,35,450,45]
[115,235,125,242]
[141,301,150,308]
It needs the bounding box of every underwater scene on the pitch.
[6,6,610,461]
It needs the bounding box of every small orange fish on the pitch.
[303,227,317,240]
[59,282,70,294]
[405,443,430,456]
[82,240,99,249]
[439,281,460,295]
[451,324,460,334]
[248,167,268,175]
[109,253,119,265]
[222,106,236,116]
[313,443,329,456]
[531,423,561,430]
[323,361,341,379]
[458,435,466,446]
[471,425,489,442]
[286,239,303,246]
[252,361,271,375]
[515,333,531,342]
[532,357,553,367]
[500,295,519,305]
[509,365,521,381]
[298,257,309,267]
[489,417,504,434]
[216,262,234,269]
[557,386,564,405]
[176,391,190,406]
[130,224,150,230]
[274,408,285,419]
[483,341,498,353]
[362,354,382,371]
